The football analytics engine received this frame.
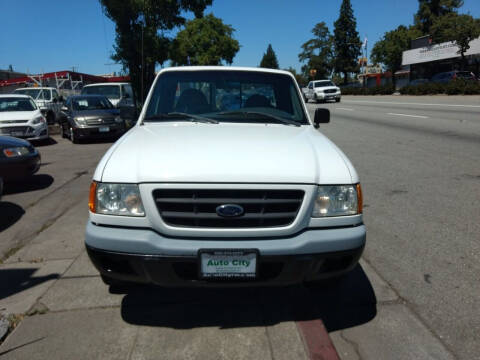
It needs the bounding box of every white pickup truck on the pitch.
[14,87,64,124]
[304,80,341,103]
[85,67,365,287]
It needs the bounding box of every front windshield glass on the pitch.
[0,97,37,112]
[15,88,51,100]
[71,96,113,111]
[144,70,308,125]
[82,85,121,99]
[315,81,334,87]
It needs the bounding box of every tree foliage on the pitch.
[100,0,212,102]
[333,0,362,84]
[298,22,333,80]
[431,13,480,68]
[260,44,279,69]
[414,0,463,34]
[371,25,421,85]
[170,14,240,66]
[284,67,308,86]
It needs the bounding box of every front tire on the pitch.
[336,98,341,103]
[69,127,78,144]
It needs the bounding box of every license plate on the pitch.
[199,249,257,279]
[99,126,110,132]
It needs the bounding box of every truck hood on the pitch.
[99,123,357,184]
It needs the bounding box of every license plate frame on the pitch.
[198,249,258,280]
[99,126,110,133]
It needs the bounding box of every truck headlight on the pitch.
[89,182,145,216]
[312,184,362,217]
[75,117,87,126]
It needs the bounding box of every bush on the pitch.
[340,84,395,95]
[399,80,480,95]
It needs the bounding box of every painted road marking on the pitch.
[336,107,354,111]
[387,112,429,119]
[343,99,480,108]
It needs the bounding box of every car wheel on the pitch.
[69,127,78,144]
[61,124,67,138]
[46,111,55,125]
[335,98,341,103]
[304,95,308,103]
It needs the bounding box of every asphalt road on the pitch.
[307,95,480,359]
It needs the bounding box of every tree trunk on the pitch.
[343,72,348,85]
[460,53,466,71]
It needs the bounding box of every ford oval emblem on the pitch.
[216,204,244,217]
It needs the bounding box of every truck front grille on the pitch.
[324,89,336,94]
[86,118,115,125]
[153,189,304,228]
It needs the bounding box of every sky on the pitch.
[1,0,479,76]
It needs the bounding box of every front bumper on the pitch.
[0,125,48,141]
[317,93,341,100]
[74,124,125,138]
[85,222,366,286]
[0,152,41,180]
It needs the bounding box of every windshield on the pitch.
[82,85,121,99]
[315,81,334,87]
[145,70,308,125]
[14,88,51,101]
[0,97,37,112]
[71,96,113,111]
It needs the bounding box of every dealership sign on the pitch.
[402,37,480,65]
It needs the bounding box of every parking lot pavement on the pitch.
[0,108,471,360]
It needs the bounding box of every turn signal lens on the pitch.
[89,181,97,213]
[356,183,363,214]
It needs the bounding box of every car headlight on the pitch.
[114,116,123,124]
[3,146,30,157]
[32,115,46,125]
[75,117,86,126]
[89,182,145,216]
[312,184,362,217]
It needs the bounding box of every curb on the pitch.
[297,319,340,360]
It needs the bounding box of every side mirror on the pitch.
[61,106,69,112]
[53,98,58,103]
[58,96,64,102]
[313,108,330,128]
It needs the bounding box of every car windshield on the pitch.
[144,70,308,125]
[14,88,51,101]
[0,97,37,112]
[315,81,334,87]
[82,85,121,99]
[71,96,113,111]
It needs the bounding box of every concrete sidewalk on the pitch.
[0,197,456,359]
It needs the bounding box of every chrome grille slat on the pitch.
[153,189,304,228]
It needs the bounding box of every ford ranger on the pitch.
[85,67,365,287]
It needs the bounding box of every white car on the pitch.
[85,67,365,287]
[0,94,48,141]
[14,87,63,124]
[305,80,341,103]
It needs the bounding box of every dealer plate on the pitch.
[99,126,110,132]
[199,249,257,279]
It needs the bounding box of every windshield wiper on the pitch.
[215,111,301,127]
[144,112,218,124]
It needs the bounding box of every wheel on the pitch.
[304,95,308,103]
[335,98,341,103]
[69,127,78,144]
[61,124,67,138]
[46,111,55,125]
[314,94,318,103]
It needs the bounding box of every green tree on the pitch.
[170,14,240,66]
[284,67,308,86]
[333,0,362,84]
[298,22,334,80]
[371,25,421,86]
[260,44,279,69]
[414,0,463,34]
[100,0,212,102]
[431,14,480,69]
